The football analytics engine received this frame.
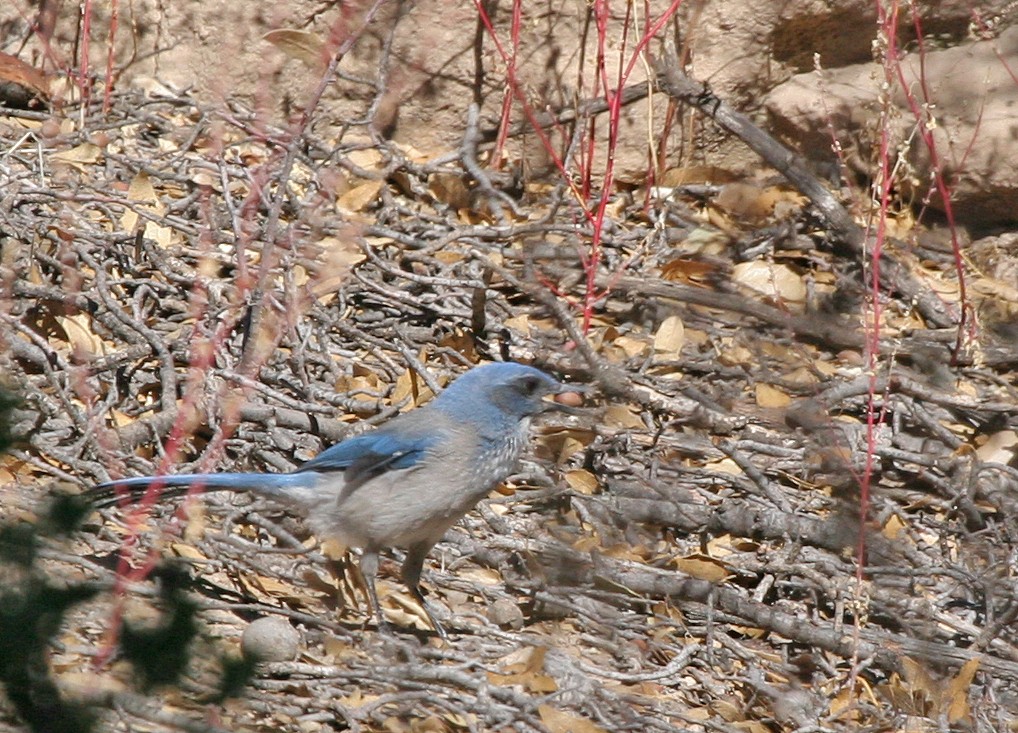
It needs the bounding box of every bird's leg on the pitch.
[402,542,448,640]
[357,549,391,635]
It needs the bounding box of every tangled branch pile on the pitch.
[2,79,1018,732]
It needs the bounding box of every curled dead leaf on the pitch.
[0,51,50,109]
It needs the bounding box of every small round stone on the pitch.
[241,617,300,663]
[487,599,525,629]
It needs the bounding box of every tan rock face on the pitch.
[5,0,1017,223]
[766,24,1018,227]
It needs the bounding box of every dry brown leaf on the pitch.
[337,180,383,213]
[263,29,326,69]
[301,567,341,597]
[438,328,478,362]
[714,181,774,220]
[672,553,731,582]
[390,366,435,407]
[717,341,753,367]
[0,51,50,108]
[55,312,105,355]
[346,148,385,171]
[711,699,742,722]
[429,172,473,210]
[434,250,467,265]
[335,373,383,403]
[755,383,791,408]
[653,314,685,356]
[603,405,644,429]
[383,590,433,632]
[235,572,306,608]
[127,170,158,203]
[50,142,102,171]
[169,543,206,561]
[503,314,531,334]
[310,236,367,301]
[457,567,502,585]
[190,170,219,189]
[660,256,720,283]
[121,171,165,231]
[537,427,596,464]
[489,647,558,693]
[945,657,979,723]
[676,226,731,255]
[537,705,607,733]
[732,261,806,306]
[975,430,1018,465]
[881,513,906,540]
[319,538,350,560]
[564,468,599,494]
[612,334,650,358]
[901,657,938,711]
[706,457,743,475]
[657,165,738,187]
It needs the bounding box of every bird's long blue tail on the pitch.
[88,472,319,511]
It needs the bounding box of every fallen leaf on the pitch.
[653,315,685,356]
[612,334,650,358]
[0,51,50,108]
[55,313,105,355]
[51,142,102,171]
[489,647,559,693]
[391,366,436,408]
[346,148,385,171]
[170,543,206,561]
[121,171,165,231]
[945,657,979,723]
[732,261,806,306]
[429,172,473,210]
[337,179,383,213]
[310,236,367,301]
[714,181,775,220]
[672,553,731,582]
[755,383,791,408]
[882,513,906,540]
[537,706,607,733]
[564,469,599,494]
[975,430,1018,465]
[657,165,738,186]
[263,29,326,69]
[603,405,644,429]
[660,257,720,283]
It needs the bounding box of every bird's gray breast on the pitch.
[467,417,530,492]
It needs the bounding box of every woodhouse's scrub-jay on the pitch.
[90,362,580,638]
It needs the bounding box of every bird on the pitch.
[88,362,582,638]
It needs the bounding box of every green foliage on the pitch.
[0,490,254,731]
[0,500,100,733]
[214,655,258,703]
[119,563,199,690]
[0,384,17,454]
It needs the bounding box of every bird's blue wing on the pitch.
[296,429,437,488]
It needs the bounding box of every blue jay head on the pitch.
[435,363,573,419]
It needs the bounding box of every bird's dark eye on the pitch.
[518,376,542,395]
